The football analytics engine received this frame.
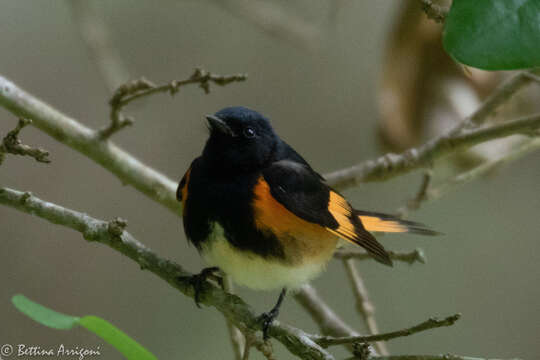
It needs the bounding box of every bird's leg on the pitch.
[258,288,287,340]
[179,266,222,308]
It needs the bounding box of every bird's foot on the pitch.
[257,288,287,340]
[179,266,222,308]
[257,307,280,340]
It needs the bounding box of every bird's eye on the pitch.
[243,127,256,138]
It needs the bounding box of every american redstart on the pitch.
[178,106,437,338]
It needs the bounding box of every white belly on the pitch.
[200,223,330,290]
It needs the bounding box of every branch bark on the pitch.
[0,187,333,360]
[326,70,540,190]
[1,118,50,165]
[343,260,388,355]
[334,249,426,265]
[102,69,247,138]
[325,112,540,190]
[357,356,521,360]
[312,314,461,348]
[0,74,178,213]
[0,71,535,360]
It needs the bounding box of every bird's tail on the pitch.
[355,210,440,236]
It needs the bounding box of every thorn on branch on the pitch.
[98,68,247,139]
[0,118,51,165]
[419,0,448,23]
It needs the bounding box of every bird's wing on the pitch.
[257,160,392,266]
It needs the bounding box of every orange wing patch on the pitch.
[252,177,337,262]
[325,191,359,243]
[359,215,408,233]
[179,168,191,213]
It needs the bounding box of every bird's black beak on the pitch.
[206,115,235,136]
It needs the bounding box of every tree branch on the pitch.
[0,187,333,360]
[343,260,389,355]
[353,356,521,360]
[334,249,426,265]
[223,275,247,360]
[101,68,247,138]
[0,118,50,165]
[425,138,540,206]
[325,111,540,190]
[312,314,461,348]
[294,284,359,338]
[0,74,178,213]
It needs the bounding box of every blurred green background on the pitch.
[1,1,539,359]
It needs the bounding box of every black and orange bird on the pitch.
[177,106,437,338]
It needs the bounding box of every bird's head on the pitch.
[202,106,278,173]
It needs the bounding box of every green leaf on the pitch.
[11,294,157,360]
[80,316,157,360]
[12,294,80,330]
[443,0,540,70]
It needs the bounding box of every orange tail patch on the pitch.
[356,211,439,236]
[359,216,408,233]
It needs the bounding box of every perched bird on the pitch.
[177,106,437,338]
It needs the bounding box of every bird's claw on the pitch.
[178,267,221,308]
[258,308,279,340]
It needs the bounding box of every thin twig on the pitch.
[312,314,461,348]
[418,0,448,23]
[395,171,433,218]
[100,68,247,138]
[325,111,540,190]
[223,275,246,360]
[0,118,50,165]
[0,187,334,360]
[427,138,540,204]
[294,285,359,338]
[343,260,389,355]
[334,249,426,265]
[2,73,538,216]
[391,138,540,217]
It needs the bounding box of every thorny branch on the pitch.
[0,118,50,165]
[100,68,247,138]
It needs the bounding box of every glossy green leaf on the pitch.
[11,294,157,360]
[443,0,540,70]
